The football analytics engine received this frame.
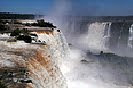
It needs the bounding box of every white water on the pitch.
[59,22,133,88]
[61,48,133,88]
[128,24,133,49]
[87,22,111,52]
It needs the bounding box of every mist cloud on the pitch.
[49,0,133,16]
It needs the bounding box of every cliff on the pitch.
[0,30,69,88]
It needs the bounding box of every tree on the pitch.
[0,24,8,31]
[23,35,32,43]
[0,81,7,88]
[10,28,21,36]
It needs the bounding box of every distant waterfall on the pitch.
[104,22,111,48]
[87,22,111,51]
[128,24,133,49]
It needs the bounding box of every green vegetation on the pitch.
[0,20,8,24]
[0,81,7,88]
[0,13,35,19]
[10,29,20,36]
[25,19,56,28]
[17,35,32,43]
[10,28,29,36]
[0,19,9,31]
[0,24,9,31]
[10,29,32,43]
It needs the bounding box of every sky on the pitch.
[0,0,133,16]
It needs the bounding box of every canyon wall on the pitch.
[60,16,133,56]
[0,30,69,88]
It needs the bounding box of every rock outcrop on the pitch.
[0,30,69,88]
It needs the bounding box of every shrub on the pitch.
[17,35,32,43]
[17,35,25,40]
[10,28,30,36]
[0,81,7,88]
[10,29,21,36]
[0,24,8,31]
[23,35,32,43]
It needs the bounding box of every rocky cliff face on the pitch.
[0,30,69,88]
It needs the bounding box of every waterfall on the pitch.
[104,22,111,48]
[87,22,111,51]
[128,24,133,49]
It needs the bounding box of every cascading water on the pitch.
[128,24,133,49]
[104,22,111,48]
[87,22,111,52]
[54,16,133,88]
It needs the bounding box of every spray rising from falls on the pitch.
[60,22,133,88]
[87,22,111,52]
[62,20,133,56]
[46,15,133,88]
